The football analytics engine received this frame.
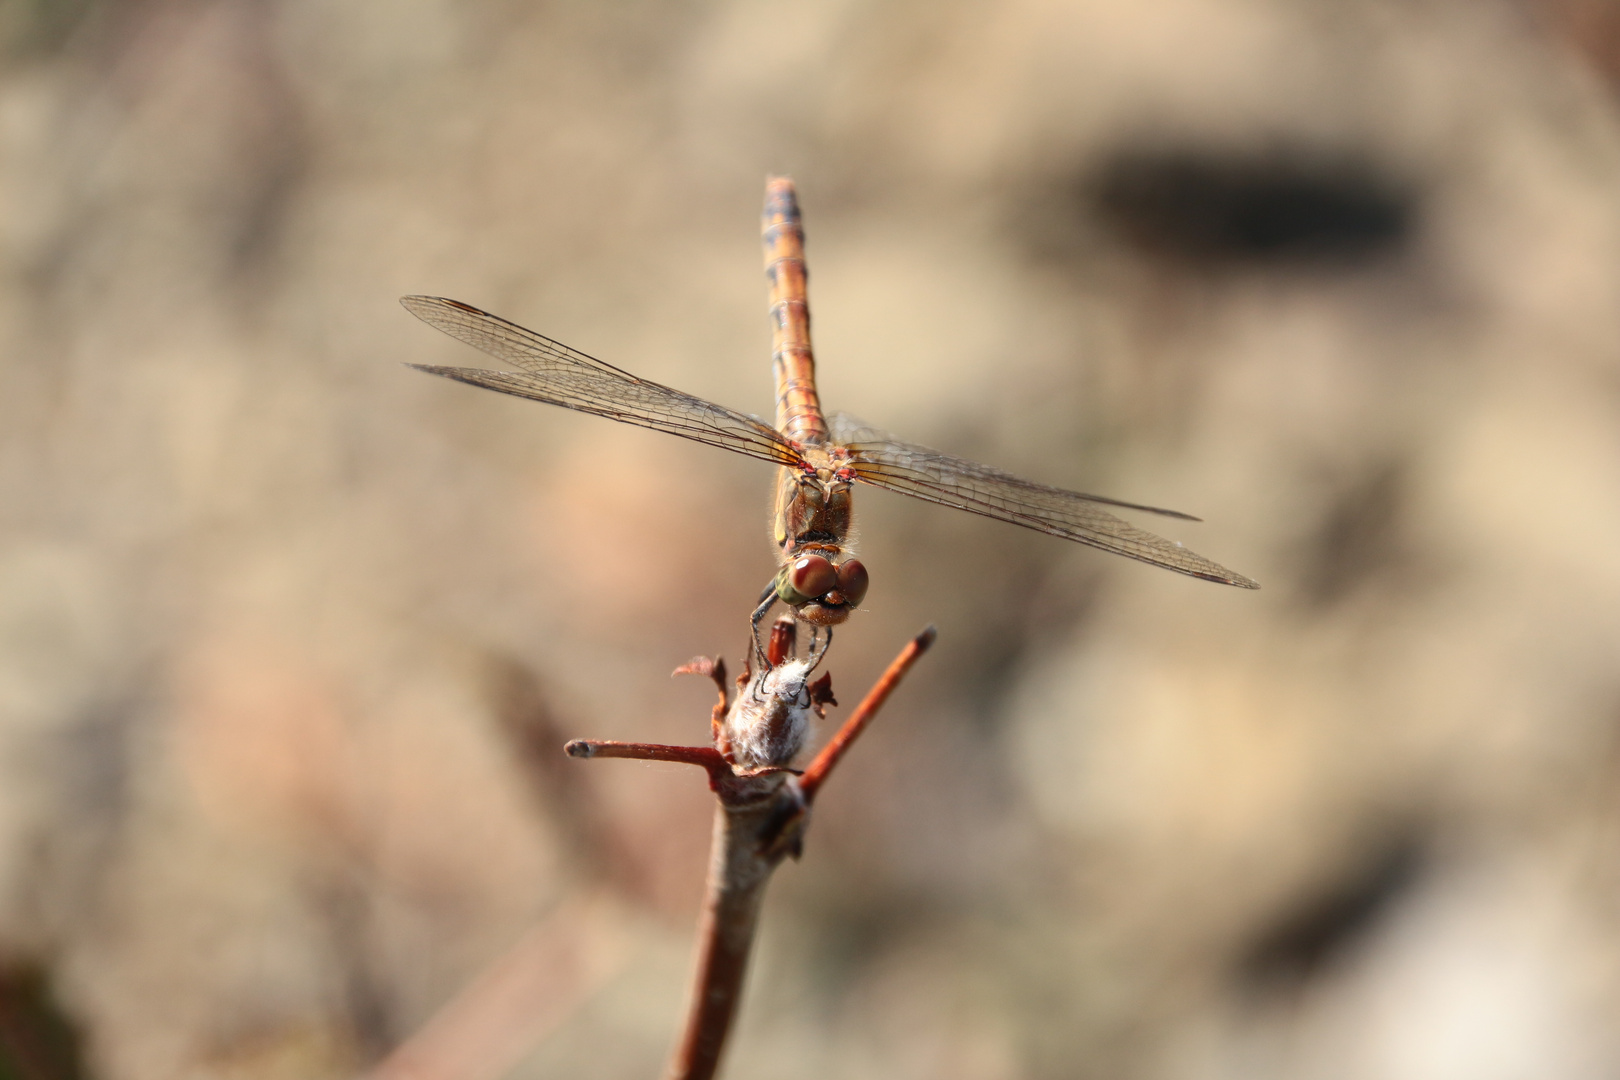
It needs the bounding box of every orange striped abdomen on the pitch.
[762,177,827,447]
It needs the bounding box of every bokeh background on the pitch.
[2,1,1620,1077]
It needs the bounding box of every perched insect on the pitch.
[404,178,1256,661]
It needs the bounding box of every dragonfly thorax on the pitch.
[772,459,853,555]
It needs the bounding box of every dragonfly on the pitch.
[404,178,1257,663]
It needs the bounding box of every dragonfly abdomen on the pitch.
[763,177,829,447]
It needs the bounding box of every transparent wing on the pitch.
[403,296,807,469]
[829,413,1259,588]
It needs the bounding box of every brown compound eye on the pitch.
[835,559,868,606]
[789,555,838,599]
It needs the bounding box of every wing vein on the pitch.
[403,296,805,470]
[829,413,1257,588]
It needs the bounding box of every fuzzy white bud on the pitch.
[723,659,815,771]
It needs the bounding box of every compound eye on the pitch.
[835,559,869,606]
[789,555,838,599]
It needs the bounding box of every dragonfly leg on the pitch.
[806,625,832,673]
[749,583,778,670]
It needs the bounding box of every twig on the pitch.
[563,740,729,776]
[567,625,934,1080]
[662,776,796,1080]
[797,626,936,803]
[666,625,934,1080]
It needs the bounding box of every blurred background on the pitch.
[2,0,1619,1077]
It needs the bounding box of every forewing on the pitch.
[403,296,806,469]
[829,413,1259,588]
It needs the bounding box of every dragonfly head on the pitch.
[775,553,869,625]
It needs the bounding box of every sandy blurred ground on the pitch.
[1,0,1619,1077]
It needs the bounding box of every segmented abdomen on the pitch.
[762,177,828,447]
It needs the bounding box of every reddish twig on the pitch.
[564,624,932,1080]
[564,739,729,777]
[662,776,795,1080]
[797,625,936,803]
[688,627,936,1080]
